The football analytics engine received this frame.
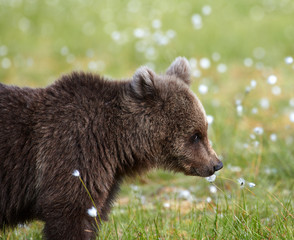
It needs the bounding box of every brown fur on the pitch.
[0,57,222,239]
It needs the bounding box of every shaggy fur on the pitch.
[0,57,222,239]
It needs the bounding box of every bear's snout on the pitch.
[213,161,223,172]
[209,148,223,173]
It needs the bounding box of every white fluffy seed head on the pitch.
[270,133,277,142]
[207,115,214,125]
[198,84,208,94]
[191,14,203,29]
[238,178,245,188]
[253,127,264,135]
[250,80,257,88]
[271,86,281,95]
[290,112,294,122]
[202,5,212,15]
[199,58,211,69]
[217,63,227,73]
[163,202,170,208]
[206,174,216,183]
[244,58,253,67]
[87,206,97,218]
[284,56,293,64]
[236,105,243,115]
[72,170,80,177]
[251,107,258,114]
[260,98,270,109]
[209,185,217,193]
[267,75,277,85]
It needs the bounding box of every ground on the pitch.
[0,0,293,239]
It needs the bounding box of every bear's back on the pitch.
[0,83,40,226]
[0,83,38,142]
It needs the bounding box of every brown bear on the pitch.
[0,57,223,239]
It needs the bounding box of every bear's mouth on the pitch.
[187,167,216,177]
[187,167,199,176]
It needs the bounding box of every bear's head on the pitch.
[130,57,223,177]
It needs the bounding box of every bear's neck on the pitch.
[84,79,158,179]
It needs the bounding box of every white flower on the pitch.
[0,45,8,56]
[130,184,139,192]
[267,75,277,85]
[237,178,245,188]
[72,170,80,177]
[163,202,170,208]
[2,58,11,69]
[209,185,217,193]
[260,98,270,109]
[290,112,294,122]
[236,105,243,116]
[189,58,197,68]
[245,86,251,93]
[88,61,98,71]
[212,52,221,61]
[145,46,156,60]
[199,58,211,69]
[111,31,121,41]
[270,133,277,142]
[192,69,201,78]
[140,195,146,205]
[235,99,242,106]
[202,5,212,15]
[250,80,257,88]
[253,141,260,148]
[87,206,97,218]
[217,63,227,73]
[206,174,216,183]
[243,143,249,149]
[248,182,256,188]
[251,107,258,114]
[230,166,241,172]
[191,14,202,29]
[253,127,264,135]
[152,19,161,29]
[271,86,281,95]
[178,190,193,200]
[166,29,176,39]
[284,56,293,64]
[206,197,212,203]
[198,84,208,94]
[244,58,253,67]
[133,28,145,38]
[207,115,214,125]
[60,46,69,56]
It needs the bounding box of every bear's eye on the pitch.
[192,133,202,143]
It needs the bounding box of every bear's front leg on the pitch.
[43,213,98,240]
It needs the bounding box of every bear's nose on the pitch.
[214,161,223,172]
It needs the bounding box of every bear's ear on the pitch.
[166,57,191,85]
[131,66,156,98]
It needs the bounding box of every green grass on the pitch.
[1,0,294,239]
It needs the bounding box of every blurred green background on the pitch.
[1,0,294,85]
[0,0,294,239]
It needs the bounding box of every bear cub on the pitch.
[0,57,223,239]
